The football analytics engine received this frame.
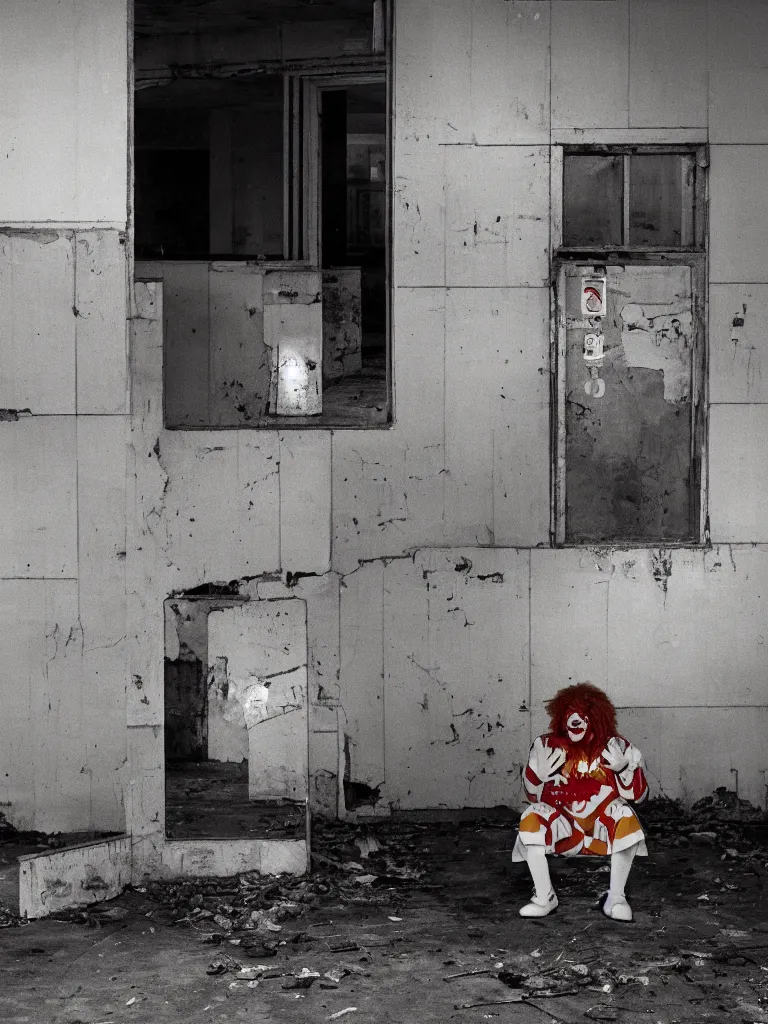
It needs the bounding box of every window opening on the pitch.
[554,145,707,546]
[133,0,391,429]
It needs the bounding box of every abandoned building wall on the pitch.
[6,0,768,840]
[128,0,768,827]
[0,0,129,831]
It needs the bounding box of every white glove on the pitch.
[601,737,630,774]
[540,744,567,785]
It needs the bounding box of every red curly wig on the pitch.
[545,682,618,756]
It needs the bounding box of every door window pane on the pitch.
[563,154,623,246]
[629,153,695,246]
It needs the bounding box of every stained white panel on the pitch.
[125,724,164,839]
[75,231,128,414]
[621,707,768,808]
[338,560,385,793]
[0,0,127,222]
[445,146,549,288]
[445,288,549,547]
[0,232,76,415]
[394,0,470,144]
[530,549,612,712]
[279,432,331,575]
[709,146,768,283]
[391,287,445,443]
[552,0,630,129]
[209,265,267,425]
[0,579,83,832]
[629,0,707,128]
[441,1,550,145]
[159,432,280,588]
[0,417,77,578]
[605,547,768,708]
[382,550,531,809]
[77,415,128,828]
[709,284,768,403]
[709,405,768,542]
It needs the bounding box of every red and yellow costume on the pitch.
[512,685,648,861]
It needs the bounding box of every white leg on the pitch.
[525,846,554,899]
[603,845,637,921]
[518,846,558,917]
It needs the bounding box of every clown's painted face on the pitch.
[566,710,589,743]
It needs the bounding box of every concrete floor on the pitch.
[2,807,768,1024]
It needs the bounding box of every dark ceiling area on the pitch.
[134,0,375,35]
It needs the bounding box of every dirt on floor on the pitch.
[3,792,768,1024]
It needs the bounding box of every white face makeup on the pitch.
[566,711,589,743]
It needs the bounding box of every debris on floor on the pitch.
[4,794,768,1023]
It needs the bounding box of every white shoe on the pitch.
[519,890,558,918]
[603,893,633,922]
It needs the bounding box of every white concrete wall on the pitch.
[7,0,768,838]
[0,0,128,832]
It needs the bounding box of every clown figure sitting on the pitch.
[512,682,648,921]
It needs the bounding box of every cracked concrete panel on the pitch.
[331,432,446,574]
[339,560,386,798]
[606,547,768,710]
[0,0,127,223]
[0,232,76,414]
[629,0,707,129]
[551,0,629,129]
[393,132,446,289]
[208,601,308,802]
[530,549,611,722]
[445,145,549,288]
[76,416,128,828]
[293,572,341,709]
[709,405,768,542]
[382,551,531,810]
[160,432,280,587]
[710,146,768,283]
[621,707,768,808]
[709,285,768,403]
[75,230,128,415]
[445,287,549,548]
[0,417,78,578]
[0,579,93,833]
[279,433,331,575]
